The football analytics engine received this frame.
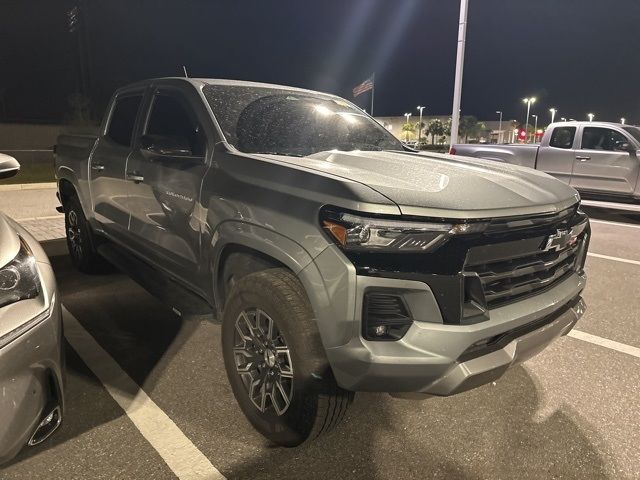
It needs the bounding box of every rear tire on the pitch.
[221,268,353,447]
[63,195,109,273]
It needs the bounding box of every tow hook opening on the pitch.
[28,406,62,446]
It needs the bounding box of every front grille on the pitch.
[465,241,580,309]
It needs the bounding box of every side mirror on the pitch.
[140,134,192,156]
[0,154,20,180]
[615,141,636,153]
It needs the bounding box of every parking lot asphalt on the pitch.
[1,201,639,479]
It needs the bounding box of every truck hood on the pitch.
[258,150,580,218]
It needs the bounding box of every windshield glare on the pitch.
[203,84,403,157]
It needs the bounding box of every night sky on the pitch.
[1,0,638,124]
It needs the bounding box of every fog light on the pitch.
[374,325,388,337]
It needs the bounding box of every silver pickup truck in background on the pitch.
[452,122,640,202]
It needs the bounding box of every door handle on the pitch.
[576,156,591,161]
[126,172,145,183]
[91,163,105,171]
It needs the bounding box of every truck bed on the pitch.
[452,144,540,169]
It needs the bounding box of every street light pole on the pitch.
[449,0,469,146]
[621,117,626,125]
[404,112,412,142]
[523,97,536,143]
[588,113,595,122]
[549,108,557,124]
[532,114,538,143]
[417,106,425,145]
[496,110,502,143]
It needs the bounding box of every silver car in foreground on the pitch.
[0,155,64,465]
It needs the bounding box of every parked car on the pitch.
[452,121,640,202]
[0,155,64,465]
[55,78,589,447]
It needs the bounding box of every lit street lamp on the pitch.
[587,113,595,122]
[523,97,536,143]
[621,117,626,125]
[532,114,538,143]
[496,110,503,143]
[416,106,425,144]
[561,117,567,122]
[549,108,557,124]
[404,112,412,142]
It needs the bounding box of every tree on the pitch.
[459,115,479,142]
[426,119,445,145]
[402,122,415,142]
[415,121,426,143]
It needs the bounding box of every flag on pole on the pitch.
[352,75,374,97]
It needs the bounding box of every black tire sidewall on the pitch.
[221,270,328,447]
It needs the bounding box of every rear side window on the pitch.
[106,95,143,147]
[581,127,628,151]
[549,126,576,149]
[146,94,206,156]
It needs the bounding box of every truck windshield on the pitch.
[622,126,640,144]
[203,84,403,157]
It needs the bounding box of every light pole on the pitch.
[404,112,412,142]
[417,106,425,145]
[496,110,503,143]
[523,97,536,143]
[549,108,557,124]
[621,117,626,125]
[587,113,594,122]
[449,0,469,146]
[532,114,538,143]
[561,117,567,122]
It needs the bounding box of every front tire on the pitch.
[221,268,353,447]
[63,195,108,273]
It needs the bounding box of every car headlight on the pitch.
[320,208,487,253]
[0,239,41,308]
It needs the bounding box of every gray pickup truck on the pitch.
[452,121,640,202]
[55,78,589,446]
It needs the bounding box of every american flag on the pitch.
[352,75,374,97]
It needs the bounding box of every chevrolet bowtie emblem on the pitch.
[544,229,571,252]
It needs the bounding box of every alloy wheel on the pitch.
[233,308,294,416]
[67,210,83,259]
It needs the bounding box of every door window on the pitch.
[549,127,576,149]
[581,127,628,151]
[146,94,206,156]
[106,95,143,147]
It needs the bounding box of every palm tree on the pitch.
[426,119,445,145]
[402,122,415,142]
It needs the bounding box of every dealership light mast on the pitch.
[549,107,557,124]
[449,0,469,146]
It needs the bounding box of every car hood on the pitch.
[0,213,20,268]
[258,150,580,218]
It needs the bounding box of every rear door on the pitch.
[90,90,144,239]
[535,125,577,184]
[125,85,210,284]
[570,126,640,195]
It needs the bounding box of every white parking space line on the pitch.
[590,219,640,230]
[587,252,640,266]
[15,214,63,222]
[569,330,640,359]
[62,307,225,480]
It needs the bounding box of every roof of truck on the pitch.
[117,77,338,98]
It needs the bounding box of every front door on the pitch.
[570,126,640,195]
[90,92,144,240]
[125,88,209,283]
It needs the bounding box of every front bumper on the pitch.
[312,248,586,394]
[0,224,64,465]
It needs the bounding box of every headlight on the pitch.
[0,239,40,308]
[320,208,487,253]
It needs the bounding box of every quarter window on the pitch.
[106,95,143,147]
[581,127,628,151]
[549,127,576,149]
[146,94,206,156]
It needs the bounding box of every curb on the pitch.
[0,182,57,192]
